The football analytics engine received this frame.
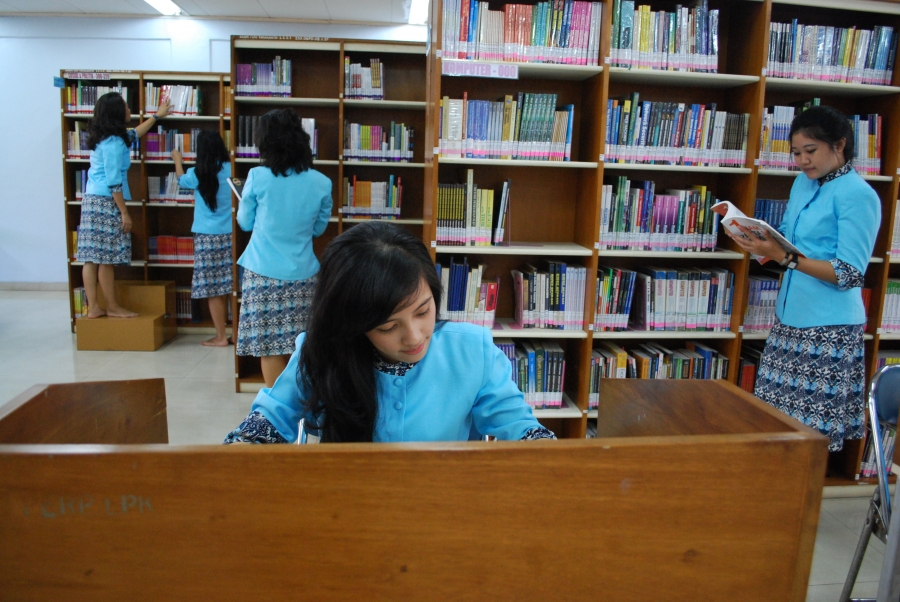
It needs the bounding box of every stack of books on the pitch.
[892,200,900,256]
[495,339,567,409]
[235,57,292,97]
[744,276,781,333]
[439,93,573,161]
[236,116,317,159]
[598,179,722,252]
[511,262,588,331]
[175,287,194,320]
[344,57,384,100]
[440,1,603,66]
[341,175,402,219]
[605,96,748,167]
[67,121,139,159]
[436,171,510,246]
[882,280,900,334]
[859,423,897,478]
[145,126,202,160]
[148,174,194,203]
[145,84,201,116]
[65,82,130,114]
[610,0,719,72]
[767,21,897,85]
[436,259,499,328]
[342,121,413,162]
[149,236,194,264]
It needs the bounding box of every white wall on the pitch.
[0,16,426,284]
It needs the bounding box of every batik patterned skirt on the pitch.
[236,269,317,357]
[191,233,233,299]
[754,319,865,451]
[76,193,131,264]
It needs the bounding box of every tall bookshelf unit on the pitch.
[426,0,900,481]
[228,37,427,393]
[60,69,232,334]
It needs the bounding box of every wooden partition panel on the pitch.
[0,379,167,444]
[0,433,825,602]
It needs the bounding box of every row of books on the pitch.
[341,175,403,219]
[149,236,194,264]
[767,21,897,85]
[596,266,734,332]
[744,276,781,333]
[598,179,721,252]
[511,263,588,331]
[67,121,139,159]
[439,93,574,161]
[342,121,414,162]
[760,105,883,175]
[738,345,762,393]
[859,422,897,479]
[437,260,499,328]
[496,339,568,409]
[754,198,788,231]
[440,0,603,66]
[234,58,292,97]
[175,287,233,321]
[605,97,749,167]
[891,200,900,256]
[145,127,203,160]
[148,174,194,204]
[876,350,900,370]
[235,115,318,158]
[588,340,730,407]
[343,57,383,100]
[73,170,87,199]
[73,287,88,318]
[436,171,510,246]
[65,82,130,114]
[881,280,900,334]
[610,0,719,73]
[144,84,201,116]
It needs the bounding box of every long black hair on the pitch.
[789,105,855,165]
[299,222,443,443]
[87,91,130,150]
[194,130,229,212]
[255,108,313,176]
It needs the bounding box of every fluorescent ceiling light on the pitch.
[144,0,186,16]
[408,0,429,24]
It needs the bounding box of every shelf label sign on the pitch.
[442,61,518,79]
[53,76,65,88]
[63,72,111,80]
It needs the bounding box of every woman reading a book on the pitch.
[224,221,555,444]
[726,105,881,452]
[235,108,333,387]
[172,131,233,347]
[76,92,170,318]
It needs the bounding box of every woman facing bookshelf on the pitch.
[726,105,881,452]
[76,92,169,318]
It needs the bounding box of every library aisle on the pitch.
[0,288,892,602]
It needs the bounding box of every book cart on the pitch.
[425,0,900,483]
[228,37,427,393]
[60,69,232,335]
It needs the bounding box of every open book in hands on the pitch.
[711,201,802,264]
[227,178,244,202]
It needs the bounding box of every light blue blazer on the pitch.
[85,131,136,199]
[776,170,881,328]
[178,163,233,235]
[250,322,543,443]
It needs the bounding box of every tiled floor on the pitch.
[0,290,893,601]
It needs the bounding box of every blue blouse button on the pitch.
[393,401,403,410]
[393,378,403,386]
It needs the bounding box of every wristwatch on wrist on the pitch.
[778,252,791,267]
[785,252,799,270]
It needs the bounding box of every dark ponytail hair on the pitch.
[87,92,130,150]
[299,222,443,442]
[194,130,229,212]
[255,108,313,177]
[789,105,855,165]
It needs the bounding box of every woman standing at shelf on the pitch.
[172,131,233,347]
[225,221,555,444]
[236,108,333,387]
[76,92,170,318]
[726,105,881,452]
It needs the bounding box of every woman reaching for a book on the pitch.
[726,105,881,452]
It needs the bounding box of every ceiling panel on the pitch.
[65,0,156,14]
[324,0,397,23]
[180,0,267,18]
[258,0,331,20]
[168,0,207,16]
[0,0,80,11]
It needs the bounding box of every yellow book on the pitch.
[600,341,629,378]
[501,95,513,160]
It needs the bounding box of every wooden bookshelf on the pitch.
[229,37,428,391]
[60,70,232,334]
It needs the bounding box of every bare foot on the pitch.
[107,307,139,318]
[86,310,107,319]
[201,336,230,347]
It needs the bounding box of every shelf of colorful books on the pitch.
[342,161,425,168]
[438,157,599,169]
[602,164,752,174]
[532,395,582,419]
[342,99,426,110]
[435,243,592,256]
[764,77,900,97]
[342,218,425,225]
[490,318,588,339]
[234,97,340,107]
[591,330,737,340]
[608,68,760,88]
[596,249,745,259]
[440,59,603,82]
[757,168,893,182]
